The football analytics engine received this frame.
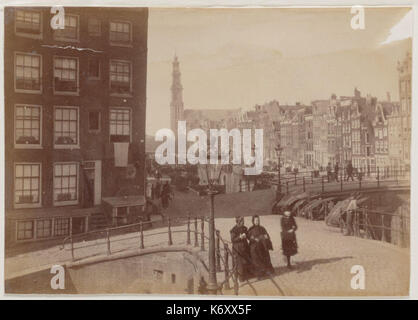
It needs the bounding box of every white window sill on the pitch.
[53,200,79,206]
[109,42,133,48]
[14,203,42,209]
[14,144,43,149]
[15,88,42,94]
[53,90,79,96]
[54,145,80,150]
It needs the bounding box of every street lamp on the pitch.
[201,148,226,295]
[275,143,283,200]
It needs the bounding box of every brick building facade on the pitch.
[4,7,148,246]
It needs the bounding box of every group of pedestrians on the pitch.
[230,212,298,282]
[326,160,356,182]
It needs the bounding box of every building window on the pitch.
[54,57,78,94]
[15,53,41,92]
[88,58,100,79]
[36,219,52,238]
[110,60,131,95]
[17,221,34,240]
[53,14,79,41]
[15,105,41,147]
[54,218,70,236]
[109,108,131,142]
[88,17,101,36]
[15,9,42,37]
[89,111,101,132]
[54,107,79,147]
[54,163,78,205]
[14,163,41,207]
[109,21,131,45]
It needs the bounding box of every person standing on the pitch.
[344,195,357,236]
[248,215,274,279]
[326,162,332,182]
[334,161,340,182]
[346,160,354,181]
[230,216,252,282]
[160,182,172,209]
[280,211,298,268]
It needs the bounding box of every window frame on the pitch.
[109,107,132,143]
[14,162,42,209]
[16,220,35,241]
[53,55,79,96]
[53,14,80,42]
[53,106,80,149]
[14,104,42,149]
[14,52,42,94]
[109,20,132,47]
[53,162,79,206]
[14,8,43,39]
[109,59,132,97]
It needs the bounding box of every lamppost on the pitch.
[275,143,283,200]
[201,149,226,295]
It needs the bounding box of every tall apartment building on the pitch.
[397,52,412,168]
[4,7,148,246]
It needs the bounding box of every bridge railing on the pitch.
[348,207,410,248]
[60,215,241,294]
[272,167,409,195]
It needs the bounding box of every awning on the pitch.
[102,195,146,208]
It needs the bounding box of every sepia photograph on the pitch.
[2,4,413,297]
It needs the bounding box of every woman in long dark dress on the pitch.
[281,210,298,268]
[247,215,274,279]
[230,216,252,282]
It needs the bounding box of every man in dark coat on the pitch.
[230,216,252,282]
[160,182,172,209]
[346,160,354,181]
[281,211,298,268]
[248,215,274,279]
[334,161,340,182]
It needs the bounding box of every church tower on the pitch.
[170,54,184,132]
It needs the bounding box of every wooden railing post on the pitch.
[168,216,173,246]
[140,221,144,249]
[294,173,297,185]
[224,243,230,290]
[303,177,305,192]
[186,215,191,245]
[381,214,385,242]
[70,227,74,261]
[363,208,368,239]
[321,176,324,193]
[194,217,198,247]
[311,172,314,184]
[216,230,221,272]
[359,173,362,190]
[200,217,205,251]
[286,181,289,194]
[340,171,343,192]
[106,229,111,255]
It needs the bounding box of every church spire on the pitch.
[170,54,184,132]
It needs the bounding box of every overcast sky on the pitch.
[146,7,412,135]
